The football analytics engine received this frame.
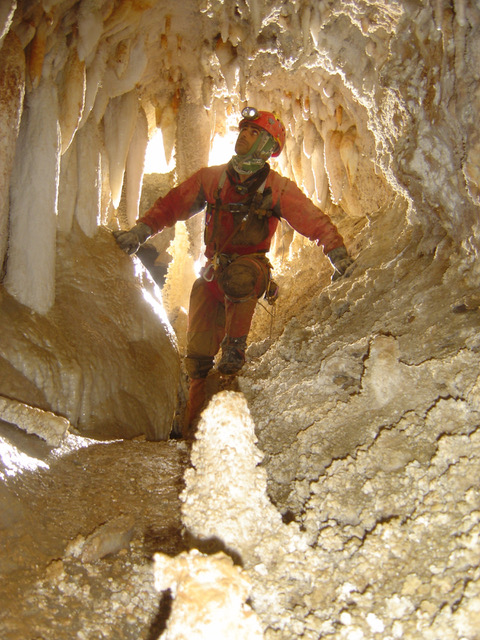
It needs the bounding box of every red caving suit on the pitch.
[139,162,345,429]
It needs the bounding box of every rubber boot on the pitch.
[218,336,247,375]
[183,377,207,438]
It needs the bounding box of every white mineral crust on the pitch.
[153,548,264,639]
[181,391,326,635]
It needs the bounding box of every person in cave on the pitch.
[113,107,353,436]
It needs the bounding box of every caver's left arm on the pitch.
[269,172,354,279]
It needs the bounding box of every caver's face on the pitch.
[235,123,262,155]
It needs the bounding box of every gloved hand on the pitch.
[327,245,354,281]
[112,222,152,255]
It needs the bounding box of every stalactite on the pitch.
[58,47,86,154]
[77,0,104,62]
[5,78,60,314]
[215,37,238,93]
[103,34,148,99]
[0,31,25,275]
[287,139,303,189]
[312,139,329,210]
[103,90,139,209]
[324,129,345,204]
[113,39,131,79]
[27,16,48,88]
[57,137,78,234]
[78,40,109,130]
[434,0,444,30]
[102,0,156,40]
[160,103,176,165]
[12,19,36,49]
[309,3,322,48]
[245,0,263,37]
[300,145,315,197]
[92,85,109,124]
[75,117,101,237]
[454,0,466,27]
[339,125,359,186]
[125,107,148,227]
[100,145,114,227]
[302,120,317,159]
[0,0,16,49]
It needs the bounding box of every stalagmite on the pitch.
[5,79,60,314]
[153,550,264,639]
[75,117,101,237]
[181,392,326,636]
[125,106,148,227]
[0,32,25,273]
[162,221,196,331]
[58,47,85,154]
[1,0,480,637]
[103,90,138,209]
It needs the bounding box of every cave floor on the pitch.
[0,429,190,640]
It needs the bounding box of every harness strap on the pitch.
[207,172,270,272]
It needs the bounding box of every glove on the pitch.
[327,245,354,281]
[112,222,152,255]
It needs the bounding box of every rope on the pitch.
[256,299,277,339]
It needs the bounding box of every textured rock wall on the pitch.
[0,0,479,637]
[0,226,180,440]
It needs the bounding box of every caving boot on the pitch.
[218,336,247,375]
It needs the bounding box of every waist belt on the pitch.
[202,251,270,282]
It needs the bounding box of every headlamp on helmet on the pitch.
[241,106,259,120]
[238,107,286,157]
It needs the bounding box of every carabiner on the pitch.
[202,262,215,282]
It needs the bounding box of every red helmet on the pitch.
[239,107,286,157]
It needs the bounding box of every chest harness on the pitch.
[203,169,271,267]
[202,168,279,305]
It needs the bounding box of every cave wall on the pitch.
[1,1,479,318]
[0,0,480,637]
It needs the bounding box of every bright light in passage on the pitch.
[0,438,49,479]
[144,128,175,174]
[209,128,238,165]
